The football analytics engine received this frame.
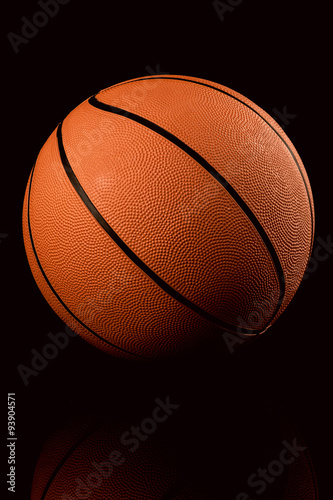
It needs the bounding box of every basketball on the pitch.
[22,75,314,359]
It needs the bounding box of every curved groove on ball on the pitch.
[39,427,98,500]
[26,163,149,360]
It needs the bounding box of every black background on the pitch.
[2,0,332,498]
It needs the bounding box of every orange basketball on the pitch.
[22,75,314,359]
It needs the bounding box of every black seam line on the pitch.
[26,163,148,360]
[58,122,261,335]
[39,426,100,500]
[88,95,285,328]
[101,74,315,262]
